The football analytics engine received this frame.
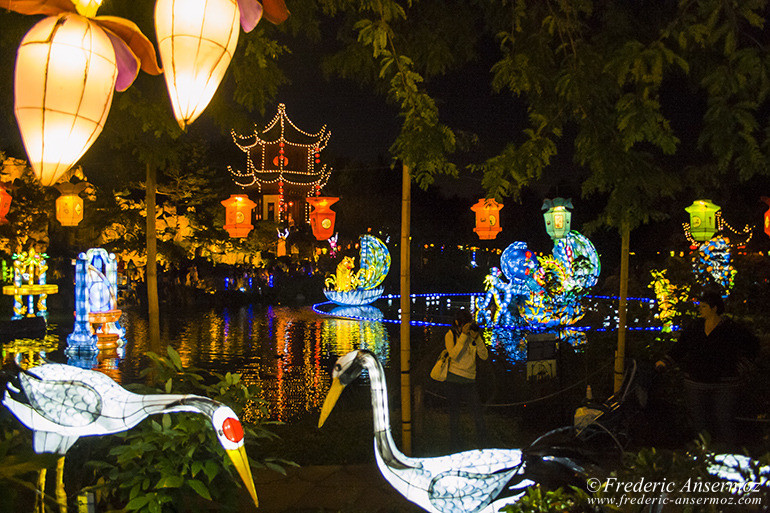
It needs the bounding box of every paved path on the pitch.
[253,463,424,512]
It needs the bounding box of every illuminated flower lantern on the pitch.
[542,198,573,240]
[4,0,162,186]
[324,235,390,306]
[307,196,339,240]
[0,184,11,225]
[55,182,87,226]
[221,194,256,237]
[762,197,770,239]
[685,199,720,242]
[155,0,289,129]
[471,198,503,240]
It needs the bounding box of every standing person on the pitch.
[656,290,759,447]
[445,309,489,449]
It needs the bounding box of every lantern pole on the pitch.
[146,162,161,354]
[400,162,412,456]
[614,217,630,393]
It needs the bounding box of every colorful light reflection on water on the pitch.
[1,293,660,423]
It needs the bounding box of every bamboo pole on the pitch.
[400,163,412,455]
[614,219,630,393]
[146,163,160,353]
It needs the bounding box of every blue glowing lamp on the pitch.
[685,199,720,242]
[542,198,573,240]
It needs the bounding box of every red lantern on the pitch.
[0,184,11,225]
[762,196,770,239]
[471,198,503,240]
[221,194,256,238]
[307,196,339,240]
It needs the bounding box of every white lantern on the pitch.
[14,13,117,187]
[155,0,240,129]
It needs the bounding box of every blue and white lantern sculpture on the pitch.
[324,235,391,306]
[477,231,600,328]
[66,249,125,353]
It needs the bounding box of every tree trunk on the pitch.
[146,162,161,353]
[400,163,412,456]
[614,219,630,393]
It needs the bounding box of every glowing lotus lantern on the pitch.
[307,196,339,241]
[685,199,720,242]
[542,197,573,240]
[3,0,162,187]
[154,0,289,130]
[471,198,503,240]
[221,194,256,237]
[55,182,87,226]
[0,184,12,225]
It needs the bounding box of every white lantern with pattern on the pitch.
[155,0,240,130]
[14,13,117,186]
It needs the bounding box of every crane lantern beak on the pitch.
[225,445,259,508]
[318,377,345,428]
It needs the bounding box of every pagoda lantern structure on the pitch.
[228,103,332,226]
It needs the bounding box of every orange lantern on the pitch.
[55,182,87,226]
[307,196,339,240]
[0,184,12,225]
[471,198,503,240]
[762,197,770,239]
[221,194,256,237]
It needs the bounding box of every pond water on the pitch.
[1,293,660,422]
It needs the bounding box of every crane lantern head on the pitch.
[318,351,364,428]
[211,405,259,507]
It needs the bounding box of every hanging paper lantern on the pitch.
[762,197,770,239]
[307,196,339,241]
[542,198,573,240]
[0,184,12,225]
[221,194,256,237]
[15,13,117,186]
[155,0,241,129]
[55,182,87,226]
[471,198,503,240]
[685,199,720,242]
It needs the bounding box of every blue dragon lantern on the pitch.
[477,231,600,328]
[324,235,391,306]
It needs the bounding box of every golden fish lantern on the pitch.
[154,0,241,129]
[55,182,87,226]
[221,194,256,238]
[15,13,117,186]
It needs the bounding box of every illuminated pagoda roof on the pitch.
[228,103,332,194]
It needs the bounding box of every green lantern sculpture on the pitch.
[542,198,573,240]
[685,199,720,242]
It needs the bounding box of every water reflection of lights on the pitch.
[2,333,59,368]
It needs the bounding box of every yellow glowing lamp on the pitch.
[15,13,118,187]
[307,196,339,241]
[72,0,104,17]
[155,0,241,129]
[471,198,503,240]
[221,194,256,238]
[0,184,12,225]
[55,182,87,226]
[685,199,720,242]
[762,197,770,239]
